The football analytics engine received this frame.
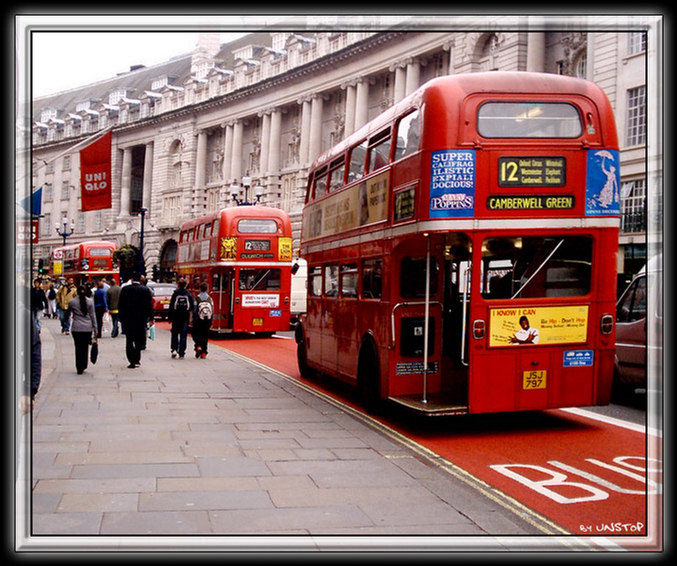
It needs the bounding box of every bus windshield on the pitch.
[238,268,281,291]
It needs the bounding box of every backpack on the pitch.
[196,297,213,320]
[175,294,190,313]
[48,288,56,300]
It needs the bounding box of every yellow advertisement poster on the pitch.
[278,237,292,261]
[489,305,589,347]
[220,237,237,261]
[303,171,389,239]
[53,260,63,275]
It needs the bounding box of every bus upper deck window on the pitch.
[477,102,583,138]
[347,141,368,183]
[237,218,278,234]
[328,157,346,192]
[367,129,392,173]
[394,109,421,161]
[314,167,328,198]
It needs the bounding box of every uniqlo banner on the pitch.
[80,130,112,211]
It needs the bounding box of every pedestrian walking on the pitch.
[106,276,121,338]
[118,271,153,368]
[46,281,58,318]
[56,278,77,334]
[168,278,194,359]
[93,280,108,339]
[192,282,214,359]
[30,278,48,331]
[67,285,98,375]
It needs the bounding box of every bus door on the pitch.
[441,233,472,407]
[211,268,234,331]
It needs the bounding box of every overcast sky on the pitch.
[32,32,247,98]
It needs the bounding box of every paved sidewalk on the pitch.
[27,316,542,548]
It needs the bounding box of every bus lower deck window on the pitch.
[362,259,382,299]
[481,236,592,299]
[238,268,281,291]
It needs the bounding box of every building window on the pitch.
[61,182,69,200]
[574,53,587,78]
[621,178,646,233]
[41,213,51,236]
[626,86,646,146]
[628,32,646,55]
[62,155,71,171]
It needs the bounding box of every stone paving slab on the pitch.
[22,317,545,548]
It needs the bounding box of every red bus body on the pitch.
[297,72,620,415]
[176,206,293,334]
[51,240,119,286]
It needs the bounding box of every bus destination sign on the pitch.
[498,156,566,187]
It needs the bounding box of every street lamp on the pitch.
[55,216,74,245]
[138,207,147,276]
[229,176,264,206]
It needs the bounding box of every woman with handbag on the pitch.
[67,285,98,375]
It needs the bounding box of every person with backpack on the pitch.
[192,282,214,359]
[168,278,194,359]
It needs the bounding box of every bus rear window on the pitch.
[238,268,281,291]
[89,247,112,257]
[481,235,592,299]
[477,102,582,138]
[237,219,278,234]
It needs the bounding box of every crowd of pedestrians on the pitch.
[30,273,214,377]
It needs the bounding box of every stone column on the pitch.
[354,79,369,132]
[393,64,407,103]
[268,108,282,175]
[343,82,356,136]
[526,32,546,72]
[193,130,208,214]
[222,123,233,182]
[230,120,243,182]
[405,59,420,95]
[298,98,312,166]
[118,146,132,218]
[259,111,271,175]
[308,95,324,164]
[142,142,153,214]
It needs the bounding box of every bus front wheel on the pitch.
[295,326,313,379]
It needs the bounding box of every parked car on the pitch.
[614,254,662,395]
[290,258,307,328]
[147,281,177,320]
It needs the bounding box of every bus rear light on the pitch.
[473,320,485,339]
[600,314,614,334]
[284,296,289,304]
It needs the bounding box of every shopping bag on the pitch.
[90,342,98,364]
[102,312,111,333]
[148,325,155,340]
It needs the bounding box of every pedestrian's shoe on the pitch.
[179,355,185,359]
[195,347,201,358]
[200,352,207,359]
[127,363,137,368]
[171,350,177,358]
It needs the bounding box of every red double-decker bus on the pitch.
[51,240,119,286]
[295,72,620,415]
[176,206,293,335]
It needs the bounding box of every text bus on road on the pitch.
[176,206,293,335]
[295,72,620,415]
[51,240,119,286]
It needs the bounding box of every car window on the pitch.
[617,276,646,323]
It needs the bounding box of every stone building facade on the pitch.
[31,27,655,280]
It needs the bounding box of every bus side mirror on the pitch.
[291,262,299,275]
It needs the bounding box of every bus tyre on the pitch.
[295,326,313,379]
[358,342,381,415]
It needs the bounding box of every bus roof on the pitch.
[311,71,616,169]
[59,240,117,252]
[179,206,291,231]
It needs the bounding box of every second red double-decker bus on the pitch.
[51,240,119,285]
[295,71,620,416]
[176,206,293,335]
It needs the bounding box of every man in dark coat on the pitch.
[118,271,153,368]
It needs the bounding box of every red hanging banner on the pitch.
[80,130,112,212]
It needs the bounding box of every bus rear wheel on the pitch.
[296,327,313,379]
[358,342,381,415]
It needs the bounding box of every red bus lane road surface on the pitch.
[205,333,661,547]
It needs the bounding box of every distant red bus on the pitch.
[51,240,119,286]
[296,72,620,416]
[176,206,293,335]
